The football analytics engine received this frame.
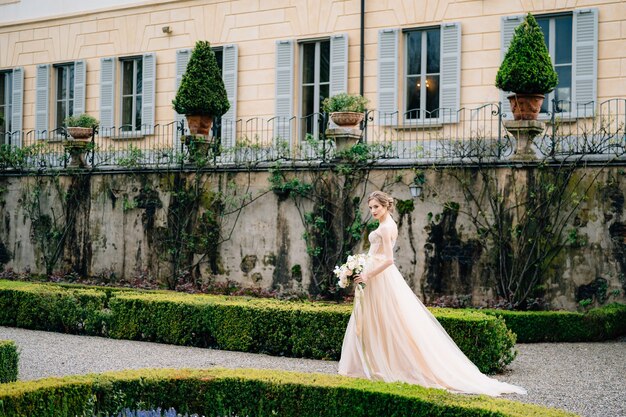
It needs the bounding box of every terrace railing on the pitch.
[0,99,624,172]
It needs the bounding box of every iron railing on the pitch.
[0,99,624,172]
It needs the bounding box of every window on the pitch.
[300,39,330,138]
[211,47,223,141]
[537,14,573,113]
[120,57,143,132]
[501,9,597,119]
[0,71,12,134]
[55,64,75,129]
[405,28,441,120]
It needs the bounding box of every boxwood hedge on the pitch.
[481,303,626,342]
[0,368,579,417]
[0,339,18,383]
[0,280,515,373]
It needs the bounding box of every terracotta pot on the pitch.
[330,111,364,127]
[507,93,545,121]
[186,115,214,136]
[66,127,93,140]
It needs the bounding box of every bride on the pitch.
[338,191,526,396]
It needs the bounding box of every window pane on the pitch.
[214,49,223,75]
[555,16,572,64]
[122,96,133,128]
[69,65,75,100]
[302,85,314,117]
[555,65,572,112]
[319,84,329,113]
[68,99,74,118]
[135,95,142,130]
[406,31,422,75]
[302,43,315,84]
[426,29,440,73]
[57,67,66,100]
[406,75,421,119]
[426,75,440,117]
[320,41,330,83]
[136,59,143,95]
[122,61,134,95]
[57,101,66,129]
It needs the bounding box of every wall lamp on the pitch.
[409,170,426,199]
[162,26,172,34]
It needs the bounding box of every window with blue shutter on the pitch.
[329,33,348,98]
[174,48,191,138]
[500,10,597,119]
[378,29,399,125]
[55,63,76,131]
[35,64,50,137]
[0,71,15,142]
[73,60,86,118]
[142,52,156,135]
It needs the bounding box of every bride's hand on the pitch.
[354,273,369,286]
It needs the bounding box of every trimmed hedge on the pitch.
[0,340,18,383]
[0,368,579,417]
[0,280,515,374]
[481,303,626,343]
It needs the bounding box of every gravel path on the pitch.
[1,326,624,417]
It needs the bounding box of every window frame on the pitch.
[535,12,574,118]
[119,55,143,132]
[54,62,75,131]
[403,27,442,122]
[298,38,330,140]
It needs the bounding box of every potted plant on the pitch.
[64,113,98,140]
[322,93,368,127]
[495,13,558,120]
[172,40,230,137]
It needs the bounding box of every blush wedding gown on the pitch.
[338,216,526,396]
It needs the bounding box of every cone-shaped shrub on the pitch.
[495,13,558,94]
[172,41,230,116]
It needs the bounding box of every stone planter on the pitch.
[507,93,545,121]
[66,127,93,140]
[186,115,213,136]
[182,135,212,162]
[504,120,545,160]
[63,140,90,167]
[325,128,362,154]
[330,112,364,128]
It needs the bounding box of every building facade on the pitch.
[0,0,624,148]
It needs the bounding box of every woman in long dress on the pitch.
[338,191,526,396]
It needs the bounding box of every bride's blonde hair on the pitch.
[368,191,395,212]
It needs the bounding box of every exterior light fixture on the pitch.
[162,26,172,34]
[409,170,426,199]
[409,182,422,198]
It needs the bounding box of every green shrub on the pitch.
[0,368,579,417]
[0,340,18,383]
[322,93,368,113]
[481,303,626,342]
[172,40,230,117]
[495,13,558,94]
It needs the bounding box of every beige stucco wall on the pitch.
[0,0,624,133]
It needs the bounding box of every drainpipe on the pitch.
[359,0,365,96]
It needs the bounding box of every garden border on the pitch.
[0,339,18,383]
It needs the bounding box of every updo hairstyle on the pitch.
[367,191,395,212]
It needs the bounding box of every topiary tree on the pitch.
[172,41,230,117]
[495,13,558,94]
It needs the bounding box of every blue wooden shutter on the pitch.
[440,23,461,123]
[377,29,398,125]
[35,64,50,137]
[221,44,238,148]
[573,8,598,118]
[11,67,23,147]
[329,33,348,97]
[73,60,86,116]
[274,39,294,141]
[500,15,523,120]
[142,52,156,135]
[99,57,115,137]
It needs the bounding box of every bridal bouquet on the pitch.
[334,253,369,289]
